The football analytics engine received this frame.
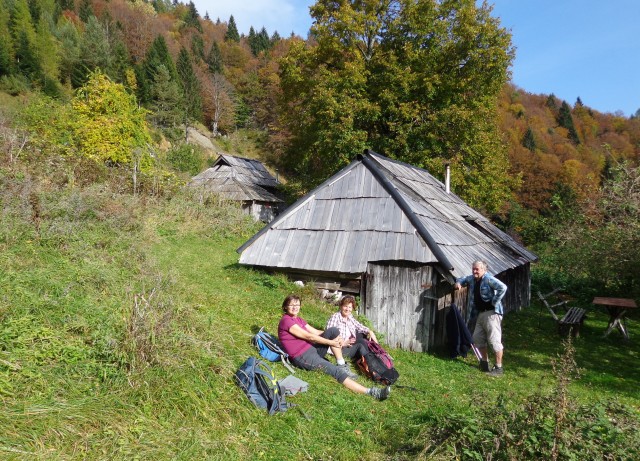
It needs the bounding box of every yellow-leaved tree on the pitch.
[72,71,152,171]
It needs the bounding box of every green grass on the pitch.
[0,172,638,460]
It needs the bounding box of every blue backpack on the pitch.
[252,327,296,374]
[235,356,289,415]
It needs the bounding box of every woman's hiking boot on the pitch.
[369,386,391,401]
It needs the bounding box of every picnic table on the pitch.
[592,297,637,340]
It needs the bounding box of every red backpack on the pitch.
[356,340,399,385]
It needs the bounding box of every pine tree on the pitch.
[0,6,14,76]
[522,127,536,152]
[545,93,557,110]
[176,46,202,139]
[557,101,580,144]
[183,1,202,32]
[205,40,223,73]
[248,26,256,54]
[191,34,204,61]
[78,0,93,22]
[33,12,61,94]
[56,16,80,86]
[73,15,112,87]
[225,15,240,42]
[10,0,41,82]
[110,37,131,84]
[140,35,178,103]
[27,0,41,24]
[150,65,182,128]
[15,29,43,81]
[56,0,75,13]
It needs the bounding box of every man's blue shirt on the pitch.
[456,273,507,318]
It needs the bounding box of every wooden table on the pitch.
[592,297,637,340]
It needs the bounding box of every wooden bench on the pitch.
[537,290,586,337]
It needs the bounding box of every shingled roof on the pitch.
[190,154,282,202]
[237,150,536,278]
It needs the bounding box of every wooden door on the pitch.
[363,262,437,352]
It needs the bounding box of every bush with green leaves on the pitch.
[417,339,640,460]
[166,143,207,175]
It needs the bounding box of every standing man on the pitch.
[454,260,507,376]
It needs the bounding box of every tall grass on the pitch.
[1,166,639,460]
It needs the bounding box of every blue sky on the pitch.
[193,0,640,116]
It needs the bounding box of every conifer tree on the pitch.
[176,46,202,139]
[191,34,204,61]
[248,26,256,53]
[140,35,177,103]
[545,93,557,110]
[110,37,131,84]
[73,15,111,87]
[34,12,61,95]
[27,0,41,24]
[225,15,240,42]
[557,101,580,144]
[0,6,14,76]
[205,40,223,73]
[56,0,75,13]
[15,29,43,81]
[78,0,93,22]
[522,127,536,152]
[184,1,202,32]
[56,16,80,85]
[248,26,270,56]
[150,65,182,128]
[10,0,41,82]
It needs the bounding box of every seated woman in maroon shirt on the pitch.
[278,294,390,401]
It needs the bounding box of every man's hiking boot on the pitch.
[479,360,490,372]
[369,386,391,401]
[487,365,503,377]
[338,363,359,380]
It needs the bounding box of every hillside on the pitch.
[0,152,639,458]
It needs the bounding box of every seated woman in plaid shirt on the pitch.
[326,295,378,350]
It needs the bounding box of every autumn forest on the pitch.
[0,0,638,298]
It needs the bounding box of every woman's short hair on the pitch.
[282,294,301,311]
[339,295,356,309]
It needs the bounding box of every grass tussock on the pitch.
[1,165,639,460]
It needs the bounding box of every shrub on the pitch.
[418,339,640,460]
[166,143,206,175]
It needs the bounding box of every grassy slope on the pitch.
[0,172,638,460]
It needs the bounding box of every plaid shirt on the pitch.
[325,311,370,340]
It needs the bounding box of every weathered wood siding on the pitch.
[362,262,532,352]
[363,262,440,351]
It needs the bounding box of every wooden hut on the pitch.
[190,154,283,222]
[237,150,537,351]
